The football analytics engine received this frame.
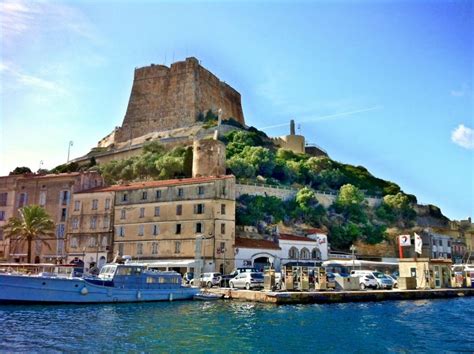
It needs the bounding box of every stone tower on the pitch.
[114,57,245,143]
[192,139,226,178]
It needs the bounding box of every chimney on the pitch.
[290,119,295,135]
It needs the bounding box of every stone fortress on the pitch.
[74,56,327,166]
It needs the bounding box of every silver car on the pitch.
[229,272,264,290]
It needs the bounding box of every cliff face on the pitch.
[114,57,245,143]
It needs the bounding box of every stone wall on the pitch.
[114,57,245,143]
[235,183,382,207]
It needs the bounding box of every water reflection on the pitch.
[1,298,473,352]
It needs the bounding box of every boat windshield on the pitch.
[98,265,117,280]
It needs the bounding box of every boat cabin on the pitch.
[91,264,182,289]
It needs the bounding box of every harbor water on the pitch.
[0,298,473,352]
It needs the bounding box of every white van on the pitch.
[351,270,393,290]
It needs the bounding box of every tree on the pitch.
[336,184,365,207]
[10,167,32,175]
[227,157,256,179]
[2,205,55,263]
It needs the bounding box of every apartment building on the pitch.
[0,175,22,260]
[111,175,236,274]
[0,172,103,263]
[66,189,115,270]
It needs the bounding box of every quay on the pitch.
[207,288,474,305]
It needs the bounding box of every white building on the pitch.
[234,231,328,271]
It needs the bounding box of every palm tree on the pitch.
[2,205,55,263]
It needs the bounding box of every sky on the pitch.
[0,0,473,220]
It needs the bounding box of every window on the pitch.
[118,243,124,255]
[219,242,225,254]
[175,241,181,254]
[122,193,128,202]
[118,226,125,237]
[88,236,96,247]
[177,188,184,197]
[72,217,79,230]
[60,208,67,222]
[56,224,65,238]
[300,248,310,259]
[141,191,148,200]
[70,237,78,249]
[447,241,451,247]
[194,203,204,214]
[289,247,299,259]
[156,190,162,199]
[0,192,7,206]
[176,224,182,234]
[39,191,46,207]
[74,200,80,211]
[0,229,3,241]
[103,216,110,229]
[19,192,28,207]
[197,186,205,195]
[154,206,160,216]
[221,223,226,235]
[61,191,69,205]
[152,224,159,236]
[311,248,321,260]
[137,243,143,255]
[139,207,145,218]
[138,225,144,236]
[196,222,202,233]
[92,199,98,210]
[120,209,126,219]
[102,236,108,247]
[152,242,158,255]
[90,216,97,229]
[221,204,226,215]
[105,198,111,210]
[176,205,182,216]
[0,211,5,221]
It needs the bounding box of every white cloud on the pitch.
[451,124,474,150]
[1,62,66,94]
[0,0,101,45]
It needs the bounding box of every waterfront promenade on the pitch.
[208,287,474,304]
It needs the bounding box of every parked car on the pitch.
[384,274,398,288]
[182,272,194,285]
[190,272,222,288]
[350,270,393,290]
[350,272,378,290]
[221,267,258,287]
[229,272,264,290]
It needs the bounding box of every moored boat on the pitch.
[0,263,199,303]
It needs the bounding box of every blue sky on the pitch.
[1,0,472,220]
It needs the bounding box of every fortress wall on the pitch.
[114,57,245,143]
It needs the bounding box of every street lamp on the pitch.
[67,141,74,163]
[350,245,357,270]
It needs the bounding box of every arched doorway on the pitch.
[253,256,271,272]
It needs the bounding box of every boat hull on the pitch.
[0,274,199,303]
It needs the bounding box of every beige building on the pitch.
[0,175,22,260]
[66,190,115,270]
[0,172,103,263]
[110,175,235,274]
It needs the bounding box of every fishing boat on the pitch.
[0,263,199,303]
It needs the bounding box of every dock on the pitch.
[207,288,474,304]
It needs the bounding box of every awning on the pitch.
[322,260,399,267]
[134,259,196,268]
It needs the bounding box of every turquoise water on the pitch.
[0,298,473,353]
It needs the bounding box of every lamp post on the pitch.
[350,245,357,270]
[67,141,73,163]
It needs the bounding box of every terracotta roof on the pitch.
[279,234,315,242]
[305,228,327,235]
[235,237,281,250]
[77,175,234,194]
